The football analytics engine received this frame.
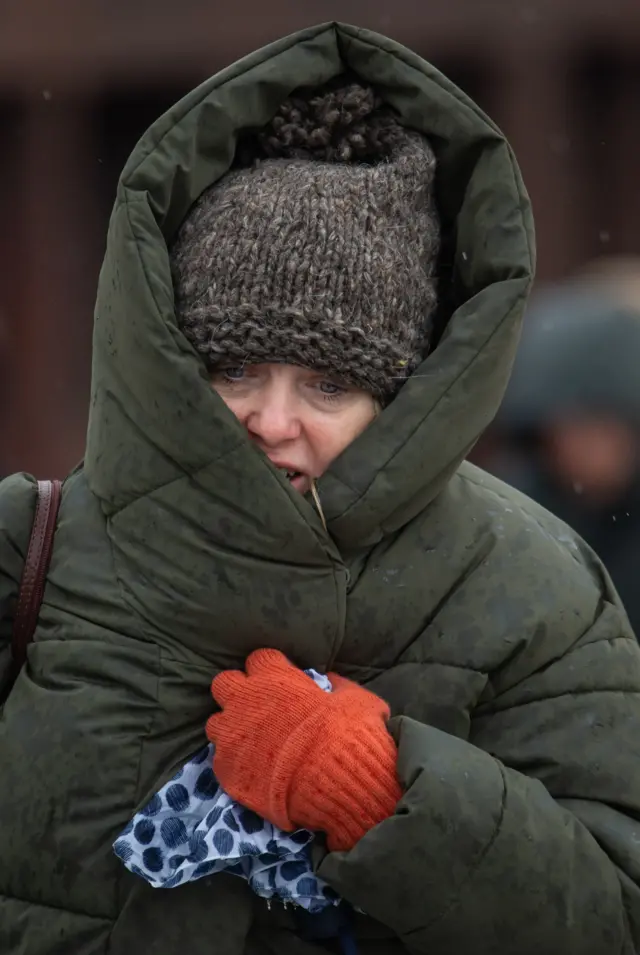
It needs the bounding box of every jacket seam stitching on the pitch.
[0,890,113,923]
[101,196,246,517]
[101,512,163,924]
[405,758,508,937]
[399,658,485,675]
[491,687,640,713]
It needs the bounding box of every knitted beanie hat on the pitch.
[171,81,440,400]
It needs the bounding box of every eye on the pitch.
[221,366,245,382]
[318,380,345,398]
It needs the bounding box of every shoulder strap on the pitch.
[11,479,62,671]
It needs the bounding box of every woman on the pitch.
[1,21,640,955]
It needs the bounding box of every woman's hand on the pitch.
[206,649,402,851]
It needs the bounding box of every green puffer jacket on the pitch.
[2,21,640,955]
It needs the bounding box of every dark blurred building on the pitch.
[2,0,640,476]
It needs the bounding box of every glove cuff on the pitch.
[270,712,401,850]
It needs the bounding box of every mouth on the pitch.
[271,463,310,492]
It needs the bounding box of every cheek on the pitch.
[305,423,344,470]
[308,408,374,469]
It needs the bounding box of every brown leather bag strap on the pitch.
[11,479,62,670]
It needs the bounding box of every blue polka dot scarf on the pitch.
[113,671,340,913]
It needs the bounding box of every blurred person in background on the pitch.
[580,254,640,311]
[491,272,640,636]
[2,22,640,955]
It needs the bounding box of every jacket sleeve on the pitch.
[0,473,38,696]
[319,597,640,954]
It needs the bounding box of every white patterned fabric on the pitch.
[113,671,340,913]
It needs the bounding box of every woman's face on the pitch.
[211,363,378,494]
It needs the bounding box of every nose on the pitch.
[245,381,302,447]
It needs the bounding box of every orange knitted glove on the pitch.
[206,649,402,852]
